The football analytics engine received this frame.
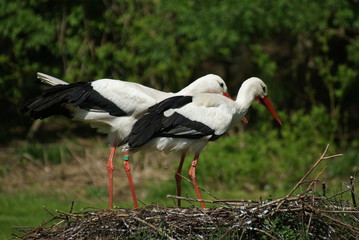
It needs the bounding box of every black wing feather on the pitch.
[161,112,215,139]
[22,82,127,119]
[120,95,219,149]
[119,96,193,147]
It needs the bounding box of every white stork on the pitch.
[23,73,236,209]
[120,77,282,208]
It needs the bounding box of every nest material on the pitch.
[15,145,359,239]
[17,193,358,240]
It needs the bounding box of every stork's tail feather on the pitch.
[37,72,68,86]
[23,80,127,119]
[22,83,91,119]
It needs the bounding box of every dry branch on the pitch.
[287,144,343,198]
[350,176,357,207]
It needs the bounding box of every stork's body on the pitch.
[24,73,232,209]
[120,77,282,208]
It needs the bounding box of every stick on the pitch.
[287,144,342,198]
[132,216,175,240]
[316,209,359,213]
[306,166,327,191]
[218,225,238,240]
[274,145,342,211]
[165,165,220,201]
[350,176,357,207]
[327,187,351,199]
[166,195,259,205]
[251,227,280,240]
[306,204,359,232]
[42,206,57,218]
[322,181,326,197]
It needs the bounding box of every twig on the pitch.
[239,227,246,240]
[327,187,351,199]
[55,209,81,219]
[350,176,357,207]
[132,216,175,240]
[166,195,258,205]
[306,213,313,235]
[212,199,259,204]
[69,201,75,213]
[316,209,359,213]
[287,144,342,198]
[276,145,342,211]
[165,165,220,201]
[306,166,327,191]
[42,206,57,218]
[300,179,321,184]
[20,206,59,233]
[250,227,280,240]
[306,204,359,232]
[218,225,239,240]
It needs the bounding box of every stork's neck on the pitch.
[177,83,196,95]
[234,85,257,116]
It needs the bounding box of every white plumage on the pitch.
[121,77,282,208]
[36,72,230,143]
[27,72,232,209]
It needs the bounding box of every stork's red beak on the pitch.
[223,92,233,100]
[257,96,282,126]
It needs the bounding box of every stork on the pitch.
[120,77,282,208]
[23,73,236,209]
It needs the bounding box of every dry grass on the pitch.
[0,137,175,202]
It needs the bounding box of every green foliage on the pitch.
[16,142,70,164]
[1,0,358,105]
[86,187,108,199]
[264,215,306,240]
[0,0,358,151]
[251,44,277,79]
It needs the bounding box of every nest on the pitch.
[16,194,358,240]
[15,145,359,239]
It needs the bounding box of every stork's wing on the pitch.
[121,95,220,148]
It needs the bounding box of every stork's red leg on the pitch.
[107,145,117,209]
[123,151,139,208]
[188,153,206,208]
[175,152,186,207]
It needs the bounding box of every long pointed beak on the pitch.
[258,96,282,126]
[223,92,233,100]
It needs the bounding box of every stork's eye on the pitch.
[262,86,266,93]
[219,82,224,88]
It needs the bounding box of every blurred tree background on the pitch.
[0,0,358,237]
[1,0,358,141]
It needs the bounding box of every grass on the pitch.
[0,191,105,239]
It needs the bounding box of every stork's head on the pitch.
[180,74,232,99]
[239,77,282,126]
